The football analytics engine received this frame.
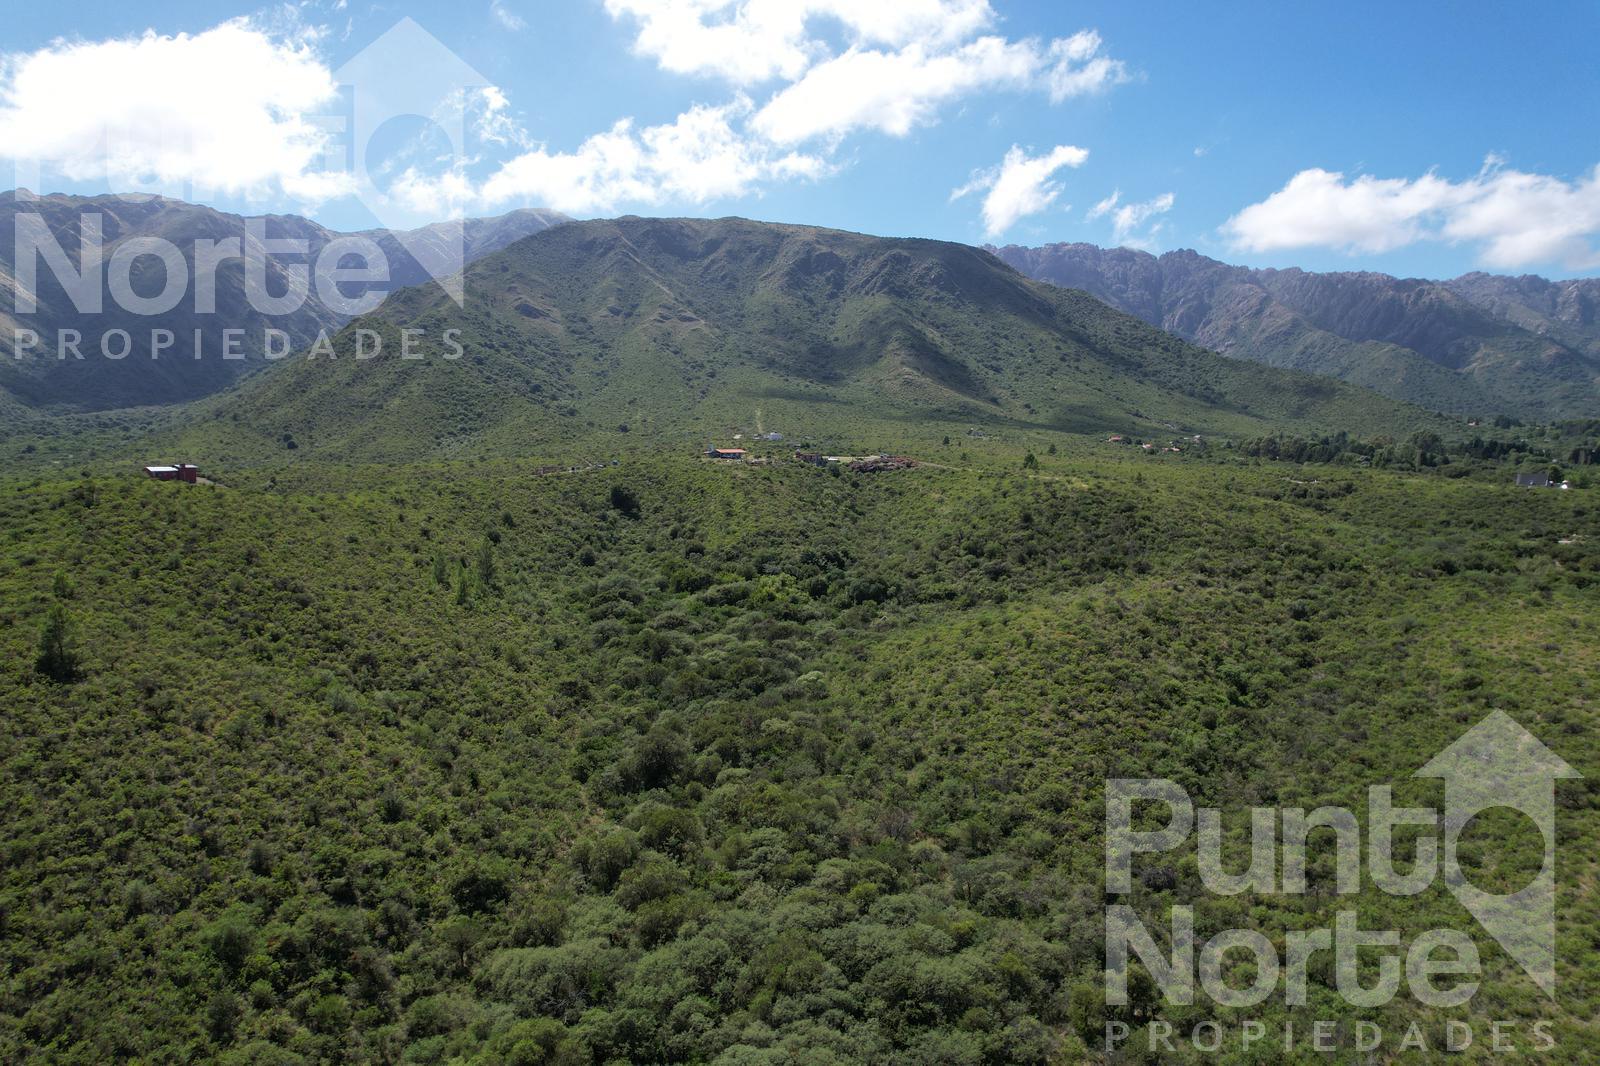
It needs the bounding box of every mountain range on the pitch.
[0,191,566,412]
[162,215,1449,464]
[7,188,1592,444]
[990,242,1600,420]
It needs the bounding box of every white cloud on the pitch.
[602,0,816,84]
[472,86,529,148]
[1086,189,1119,220]
[603,0,996,85]
[1223,168,1459,256]
[0,18,348,203]
[753,31,1125,144]
[1095,190,1173,249]
[952,143,1087,237]
[459,101,827,215]
[756,38,1026,144]
[490,0,527,32]
[388,167,479,216]
[493,5,1126,219]
[0,14,833,222]
[1223,158,1600,269]
[1441,162,1600,269]
[0,8,1134,231]
[607,2,1127,146]
[1041,31,1128,102]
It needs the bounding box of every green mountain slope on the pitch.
[0,190,566,413]
[991,242,1600,419]
[170,217,1452,464]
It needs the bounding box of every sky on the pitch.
[3,0,1598,279]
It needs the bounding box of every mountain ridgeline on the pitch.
[5,187,1594,430]
[990,242,1600,420]
[171,216,1452,463]
[0,191,567,412]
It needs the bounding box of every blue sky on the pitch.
[5,0,1598,278]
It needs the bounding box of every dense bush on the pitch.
[0,453,1594,1061]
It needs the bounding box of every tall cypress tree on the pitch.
[35,604,80,683]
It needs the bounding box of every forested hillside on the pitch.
[151,217,1454,466]
[4,0,1594,1061]
[1,214,1593,1066]
[2,450,1596,1062]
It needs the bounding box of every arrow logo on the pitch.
[1415,711,1580,995]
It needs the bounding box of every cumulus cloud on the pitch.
[0,12,841,221]
[387,166,479,217]
[436,4,1128,217]
[479,102,828,213]
[602,0,816,85]
[0,7,1134,227]
[1040,31,1128,102]
[756,39,1027,144]
[1223,168,1459,256]
[1441,162,1600,269]
[0,18,348,203]
[952,143,1087,237]
[603,0,997,85]
[387,101,828,217]
[1223,158,1600,270]
[608,1,1127,145]
[1088,189,1174,248]
[753,33,1122,145]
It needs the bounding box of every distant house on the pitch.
[794,452,829,466]
[1515,473,1574,490]
[848,456,916,473]
[763,432,784,441]
[707,447,747,460]
[144,463,199,483]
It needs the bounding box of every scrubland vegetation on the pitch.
[2,446,1595,1063]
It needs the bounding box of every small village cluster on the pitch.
[1106,433,1204,454]
[707,446,916,473]
[1107,428,1203,451]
